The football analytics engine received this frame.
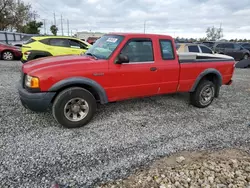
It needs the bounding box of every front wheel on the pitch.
[2,51,14,60]
[52,87,97,128]
[190,80,215,108]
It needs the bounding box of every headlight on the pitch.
[25,75,40,88]
[24,51,31,58]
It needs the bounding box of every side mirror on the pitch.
[116,54,129,64]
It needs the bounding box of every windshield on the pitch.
[21,36,32,41]
[85,35,124,59]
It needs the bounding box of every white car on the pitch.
[177,43,215,54]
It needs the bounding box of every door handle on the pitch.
[150,67,157,71]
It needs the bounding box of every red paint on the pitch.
[22,33,235,102]
[0,42,22,58]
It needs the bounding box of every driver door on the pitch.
[47,38,71,56]
[108,38,161,101]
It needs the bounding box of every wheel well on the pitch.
[33,55,49,59]
[51,84,100,104]
[200,73,221,97]
[202,73,219,86]
[33,55,43,59]
[1,50,13,55]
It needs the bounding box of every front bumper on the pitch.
[18,82,56,112]
[226,79,233,85]
[21,58,28,64]
[13,51,22,59]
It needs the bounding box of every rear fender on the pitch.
[190,68,222,92]
[27,50,52,60]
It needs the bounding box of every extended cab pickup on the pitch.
[18,33,235,128]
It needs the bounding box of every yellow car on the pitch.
[21,36,91,63]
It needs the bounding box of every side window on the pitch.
[234,44,241,50]
[159,40,175,60]
[224,43,234,49]
[39,39,50,45]
[79,41,88,49]
[216,44,223,48]
[69,39,81,49]
[188,45,200,52]
[69,39,88,49]
[200,46,213,54]
[49,38,70,47]
[120,39,154,62]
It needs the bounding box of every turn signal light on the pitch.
[30,77,39,88]
[25,75,40,88]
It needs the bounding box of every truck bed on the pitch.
[178,52,235,62]
[177,52,235,92]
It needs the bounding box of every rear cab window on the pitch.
[159,39,175,60]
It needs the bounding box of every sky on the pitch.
[23,0,250,39]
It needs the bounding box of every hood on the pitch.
[23,55,107,74]
[1,43,20,49]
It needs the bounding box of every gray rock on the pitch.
[176,156,185,163]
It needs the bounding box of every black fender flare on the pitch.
[27,50,52,60]
[48,77,108,104]
[190,68,223,92]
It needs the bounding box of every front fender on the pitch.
[49,77,108,104]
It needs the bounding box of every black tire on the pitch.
[243,54,249,60]
[2,51,14,61]
[52,87,97,128]
[190,80,215,108]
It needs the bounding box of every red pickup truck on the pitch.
[18,33,235,128]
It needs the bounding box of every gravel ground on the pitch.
[100,149,250,188]
[0,61,250,188]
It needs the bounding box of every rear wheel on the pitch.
[2,51,14,60]
[243,54,249,60]
[52,87,97,128]
[190,80,215,108]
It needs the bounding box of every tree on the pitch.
[50,25,58,36]
[20,21,43,34]
[0,0,14,30]
[0,0,35,31]
[206,26,223,41]
[199,37,208,42]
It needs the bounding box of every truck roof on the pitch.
[107,32,173,38]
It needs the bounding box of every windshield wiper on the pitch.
[86,52,98,60]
